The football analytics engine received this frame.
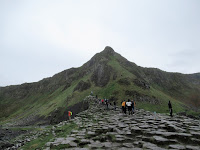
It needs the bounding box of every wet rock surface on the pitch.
[45,96,200,149]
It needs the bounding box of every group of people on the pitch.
[67,93,173,121]
[96,92,173,117]
[121,99,136,115]
[99,98,117,110]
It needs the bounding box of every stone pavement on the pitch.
[45,97,200,150]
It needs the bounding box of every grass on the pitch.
[186,110,200,117]
[108,56,136,79]
[21,122,78,150]
[21,132,54,150]
[55,122,78,137]
[107,134,116,142]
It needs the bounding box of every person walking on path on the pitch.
[105,99,109,109]
[168,101,173,117]
[122,100,126,114]
[101,99,104,104]
[113,101,116,110]
[98,98,100,104]
[126,99,132,115]
[68,111,72,120]
[131,100,135,114]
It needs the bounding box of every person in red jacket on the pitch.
[101,99,104,104]
[68,111,72,120]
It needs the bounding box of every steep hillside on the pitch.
[0,46,200,126]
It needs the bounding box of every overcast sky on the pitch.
[1,0,200,86]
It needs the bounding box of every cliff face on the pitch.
[0,46,200,125]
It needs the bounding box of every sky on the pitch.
[0,0,200,86]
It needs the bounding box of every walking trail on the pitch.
[44,96,200,150]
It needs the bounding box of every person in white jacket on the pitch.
[126,99,132,115]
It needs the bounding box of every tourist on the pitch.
[98,98,101,104]
[105,99,109,109]
[126,99,132,115]
[131,100,135,114]
[122,100,126,114]
[168,101,173,117]
[154,111,157,120]
[68,111,72,120]
[101,99,104,104]
[113,101,116,110]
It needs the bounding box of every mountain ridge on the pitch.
[0,46,200,126]
[1,46,200,88]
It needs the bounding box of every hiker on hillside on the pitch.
[126,99,132,115]
[122,100,126,114]
[113,101,116,110]
[168,101,173,117]
[131,100,135,114]
[68,111,72,120]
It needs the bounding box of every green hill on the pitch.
[0,46,200,125]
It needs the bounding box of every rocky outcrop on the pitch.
[125,90,160,104]
[118,78,131,86]
[49,100,89,125]
[133,79,150,89]
[73,80,91,92]
[91,64,112,87]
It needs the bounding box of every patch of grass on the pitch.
[107,134,116,142]
[186,110,200,117]
[9,127,35,131]
[21,132,54,150]
[108,56,136,79]
[137,102,168,113]
[55,122,78,137]
[21,122,77,150]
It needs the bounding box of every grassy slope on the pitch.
[92,56,186,114]
[0,71,94,125]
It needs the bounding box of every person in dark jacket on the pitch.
[105,99,109,109]
[113,101,116,110]
[168,101,173,117]
[131,100,135,114]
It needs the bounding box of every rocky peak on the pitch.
[83,46,116,69]
[101,46,115,56]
